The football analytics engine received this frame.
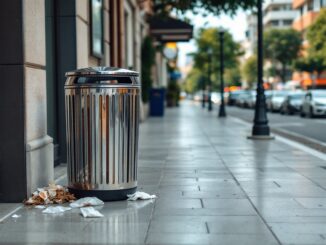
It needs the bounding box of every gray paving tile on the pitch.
[146,233,279,245]
[149,221,207,233]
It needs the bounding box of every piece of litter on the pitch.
[70,197,104,208]
[42,206,71,214]
[127,191,157,201]
[24,184,75,206]
[11,214,21,218]
[80,207,104,218]
[35,205,46,209]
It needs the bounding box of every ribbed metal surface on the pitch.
[65,87,139,190]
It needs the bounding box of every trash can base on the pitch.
[68,187,137,201]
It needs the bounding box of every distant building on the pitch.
[263,0,298,29]
[244,14,257,59]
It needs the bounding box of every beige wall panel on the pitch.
[104,42,110,66]
[104,10,110,42]
[26,136,53,195]
[76,19,89,69]
[23,0,46,66]
[76,0,89,22]
[25,67,47,142]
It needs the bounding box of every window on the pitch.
[90,0,104,58]
[283,19,293,26]
[124,1,134,69]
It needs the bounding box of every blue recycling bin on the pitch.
[150,88,165,116]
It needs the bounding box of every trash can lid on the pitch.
[65,67,139,77]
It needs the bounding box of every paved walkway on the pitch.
[1,102,326,244]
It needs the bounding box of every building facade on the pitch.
[0,0,152,202]
[292,0,326,31]
[263,0,298,29]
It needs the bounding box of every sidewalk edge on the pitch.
[230,116,326,161]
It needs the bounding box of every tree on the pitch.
[242,55,258,89]
[191,27,242,90]
[224,67,241,87]
[152,0,257,16]
[306,8,326,59]
[182,68,202,94]
[294,9,326,83]
[263,28,301,83]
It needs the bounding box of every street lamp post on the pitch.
[249,0,273,139]
[207,48,213,111]
[201,76,206,108]
[218,29,226,117]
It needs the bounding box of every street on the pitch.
[227,106,326,152]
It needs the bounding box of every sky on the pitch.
[177,10,248,67]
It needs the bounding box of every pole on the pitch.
[250,0,272,138]
[208,50,213,111]
[218,31,226,117]
[202,76,206,108]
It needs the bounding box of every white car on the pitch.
[268,91,289,112]
[301,90,326,118]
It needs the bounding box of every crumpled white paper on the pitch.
[127,191,157,201]
[70,197,104,208]
[42,206,72,214]
[35,205,46,209]
[11,214,21,218]
[80,207,104,218]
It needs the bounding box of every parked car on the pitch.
[245,90,257,108]
[301,90,326,118]
[228,90,247,105]
[280,91,304,115]
[267,90,289,112]
[236,90,252,108]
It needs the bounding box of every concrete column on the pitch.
[0,0,53,202]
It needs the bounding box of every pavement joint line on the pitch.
[198,114,283,245]
[0,205,22,223]
[229,116,326,161]
[144,163,164,244]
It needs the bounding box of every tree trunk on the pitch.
[281,63,286,84]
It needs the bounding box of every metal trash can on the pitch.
[64,67,140,201]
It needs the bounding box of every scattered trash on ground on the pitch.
[127,191,157,201]
[70,197,104,208]
[11,214,21,218]
[24,184,76,205]
[34,205,46,209]
[80,207,104,218]
[42,206,72,214]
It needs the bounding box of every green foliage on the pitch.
[295,8,326,77]
[263,28,302,83]
[307,8,326,57]
[152,0,257,16]
[191,27,242,90]
[294,56,326,77]
[166,79,180,107]
[182,68,202,94]
[242,55,257,89]
[224,67,241,87]
[294,9,326,77]
[141,36,155,103]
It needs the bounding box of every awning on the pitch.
[149,16,193,42]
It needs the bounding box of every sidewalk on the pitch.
[1,101,326,244]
